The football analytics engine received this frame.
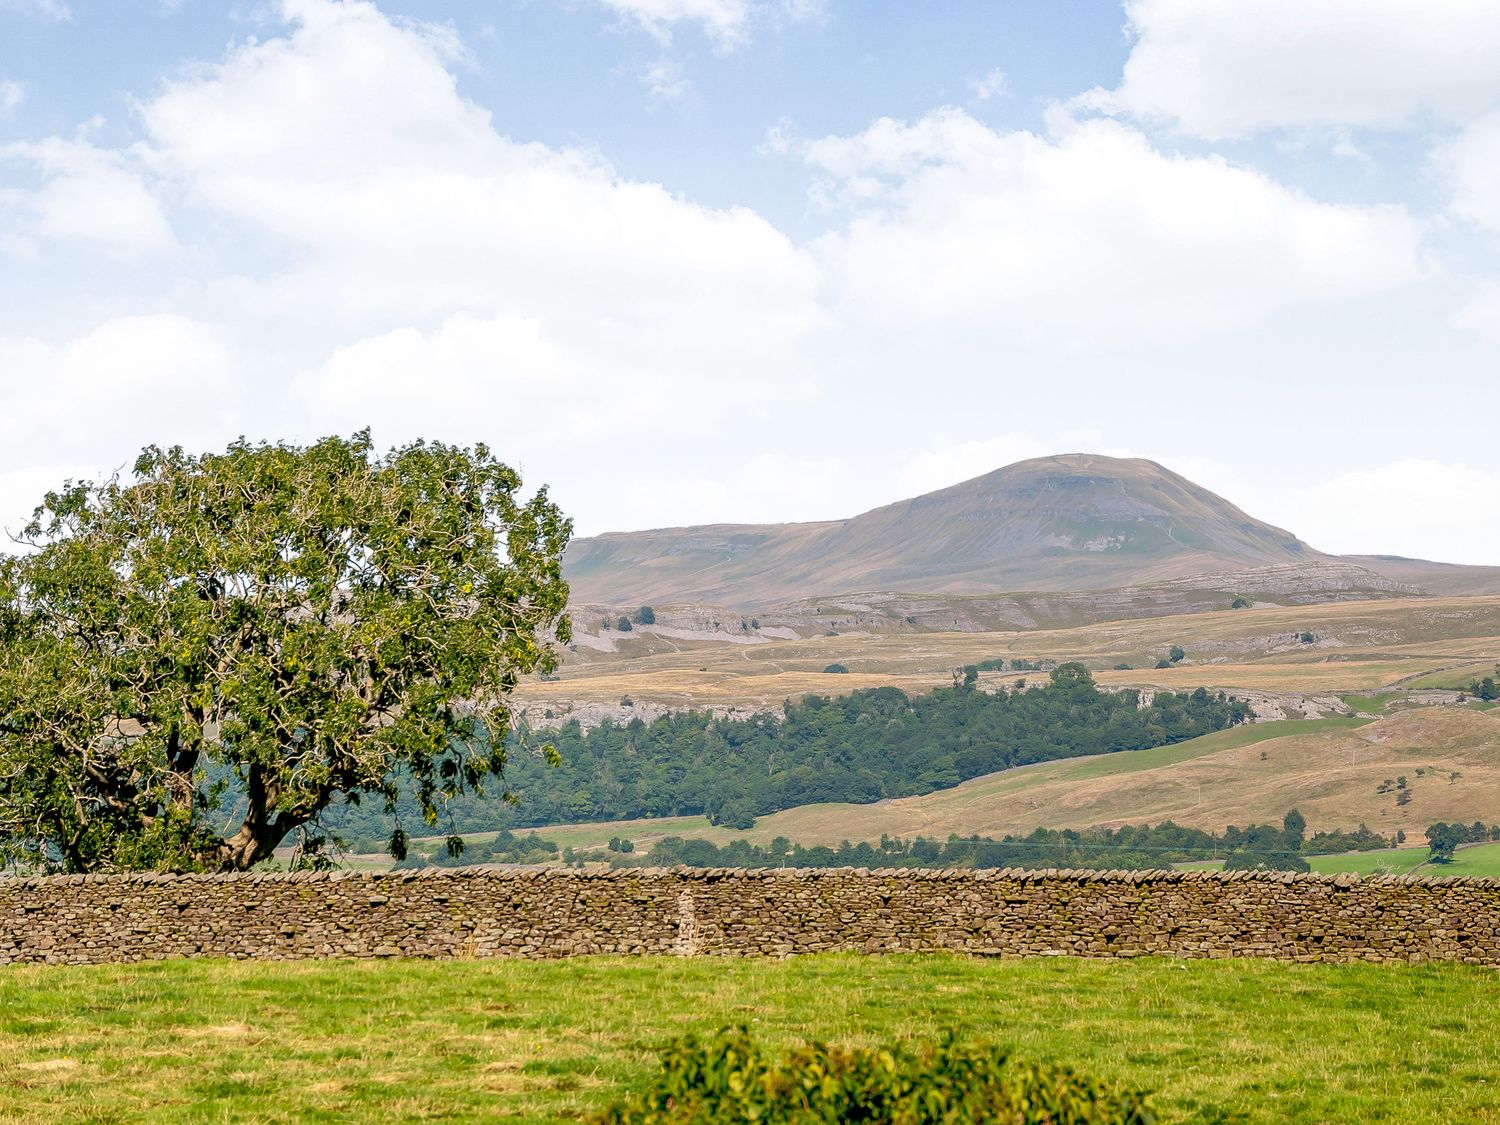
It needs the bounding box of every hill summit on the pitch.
[564,454,1321,606]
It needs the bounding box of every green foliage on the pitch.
[1299,632,1316,644]
[323,672,1247,838]
[640,816,1330,873]
[1469,677,1498,702]
[1424,821,1500,864]
[1282,809,1306,848]
[596,1026,1156,1125]
[822,663,849,674]
[1230,596,1251,609]
[618,616,634,632]
[0,432,570,873]
[635,606,657,626]
[1305,823,1392,854]
[1167,646,1185,664]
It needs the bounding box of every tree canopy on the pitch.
[0,432,570,873]
[325,663,1250,839]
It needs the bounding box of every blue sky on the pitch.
[2,0,1500,564]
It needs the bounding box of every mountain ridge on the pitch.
[565,453,1394,606]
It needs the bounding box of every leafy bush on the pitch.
[596,1027,1156,1125]
[635,606,657,625]
[823,663,850,674]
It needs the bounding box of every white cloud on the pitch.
[1272,460,1500,564]
[804,109,1424,343]
[1082,0,1500,139]
[1452,280,1500,342]
[0,315,238,531]
[1,135,177,258]
[968,68,1007,103]
[633,56,691,101]
[0,80,23,117]
[0,0,70,19]
[1438,110,1500,235]
[592,0,821,48]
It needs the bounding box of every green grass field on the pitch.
[4,955,1500,1123]
[1306,840,1500,878]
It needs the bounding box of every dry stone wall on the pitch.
[5,867,1500,967]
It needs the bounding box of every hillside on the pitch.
[514,708,1500,853]
[565,454,1328,606]
[517,596,1500,727]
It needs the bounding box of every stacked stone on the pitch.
[2,867,1499,967]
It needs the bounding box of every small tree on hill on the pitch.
[0,432,571,873]
[634,606,656,626]
[1168,645,1186,664]
[617,615,633,632]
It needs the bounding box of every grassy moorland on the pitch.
[518,597,1500,716]
[5,955,1500,1124]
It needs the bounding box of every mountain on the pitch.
[565,454,1340,606]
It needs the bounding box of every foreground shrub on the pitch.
[596,1027,1156,1124]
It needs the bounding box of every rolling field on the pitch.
[519,597,1500,717]
[6,955,1500,1123]
[501,718,1369,855]
[488,707,1500,855]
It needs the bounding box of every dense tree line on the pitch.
[322,664,1249,844]
[635,812,1367,873]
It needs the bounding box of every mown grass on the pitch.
[4,955,1500,1124]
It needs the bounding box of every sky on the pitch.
[1,1,1499,564]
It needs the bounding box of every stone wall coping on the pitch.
[2,865,1495,890]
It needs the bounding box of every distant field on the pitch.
[409,708,1500,859]
[417,718,1369,857]
[491,707,1500,853]
[518,596,1500,716]
[6,955,1500,1123]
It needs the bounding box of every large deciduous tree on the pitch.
[0,432,571,873]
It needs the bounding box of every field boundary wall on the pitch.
[4,866,1500,966]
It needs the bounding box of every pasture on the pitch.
[5,955,1500,1123]
[467,707,1500,854]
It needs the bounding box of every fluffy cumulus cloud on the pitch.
[1272,460,1500,563]
[804,109,1424,343]
[1438,111,1500,235]
[0,0,1494,559]
[592,0,822,48]
[0,315,237,533]
[1085,0,1500,139]
[0,136,177,258]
